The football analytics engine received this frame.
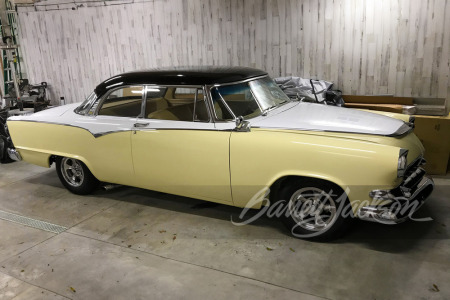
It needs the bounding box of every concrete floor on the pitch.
[0,161,448,300]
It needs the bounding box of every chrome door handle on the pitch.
[134,122,149,128]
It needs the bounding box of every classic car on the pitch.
[6,66,434,239]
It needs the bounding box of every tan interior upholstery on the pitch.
[148,101,209,121]
[148,108,179,121]
[145,97,170,117]
[98,99,142,117]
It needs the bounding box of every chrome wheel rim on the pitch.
[288,187,337,232]
[61,157,84,187]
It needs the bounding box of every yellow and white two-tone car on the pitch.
[6,67,434,239]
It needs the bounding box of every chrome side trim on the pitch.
[253,126,325,132]
[8,118,416,139]
[7,119,131,139]
[7,148,22,161]
[251,124,414,137]
[132,128,234,133]
[93,129,133,138]
[7,120,235,140]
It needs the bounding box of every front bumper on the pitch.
[357,157,434,224]
[7,148,22,161]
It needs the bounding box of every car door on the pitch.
[131,86,233,204]
[82,85,144,186]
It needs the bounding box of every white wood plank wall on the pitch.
[17,0,450,104]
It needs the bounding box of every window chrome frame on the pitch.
[93,84,146,117]
[74,92,98,116]
[140,84,212,123]
[76,74,270,123]
[207,74,269,122]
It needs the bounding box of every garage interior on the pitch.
[0,0,449,299]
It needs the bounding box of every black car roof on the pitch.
[95,66,268,96]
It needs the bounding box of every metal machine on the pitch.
[0,0,50,163]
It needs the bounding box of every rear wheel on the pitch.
[56,157,98,195]
[278,178,352,240]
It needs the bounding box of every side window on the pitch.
[97,86,143,117]
[211,83,261,120]
[145,86,209,122]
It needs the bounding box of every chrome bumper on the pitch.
[358,175,434,224]
[7,148,22,161]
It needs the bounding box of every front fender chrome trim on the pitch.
[252,124,413,137]
[133,127,234,132]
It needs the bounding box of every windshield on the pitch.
[211,76,290,120]
[249,77,290,111]
[74,92,98,115]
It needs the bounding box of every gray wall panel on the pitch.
[17,0,450,104]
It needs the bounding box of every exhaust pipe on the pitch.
[102,184,121,191]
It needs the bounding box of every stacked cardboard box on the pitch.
[342,95,450,175]
[343,95,416,114]
[414,114,450,175]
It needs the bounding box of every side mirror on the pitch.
[235,116,251,132]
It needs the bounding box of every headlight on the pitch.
[397,149,409,177]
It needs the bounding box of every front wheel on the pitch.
[278,178,352,240]
[56,157,99,195]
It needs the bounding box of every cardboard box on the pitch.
[343,95,414,105]
[413,114,450,175]
[345,103,416,114]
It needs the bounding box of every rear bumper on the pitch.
[7,148,22,161]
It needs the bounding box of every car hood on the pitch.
[251,102,409,136]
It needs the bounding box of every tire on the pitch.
[278,178,352,241]
[1,119,14,164]
[0,136,13,164]
[55,157,99,195]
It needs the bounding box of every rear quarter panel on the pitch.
[7,121,135,186]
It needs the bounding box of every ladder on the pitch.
[0,0,23,110]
